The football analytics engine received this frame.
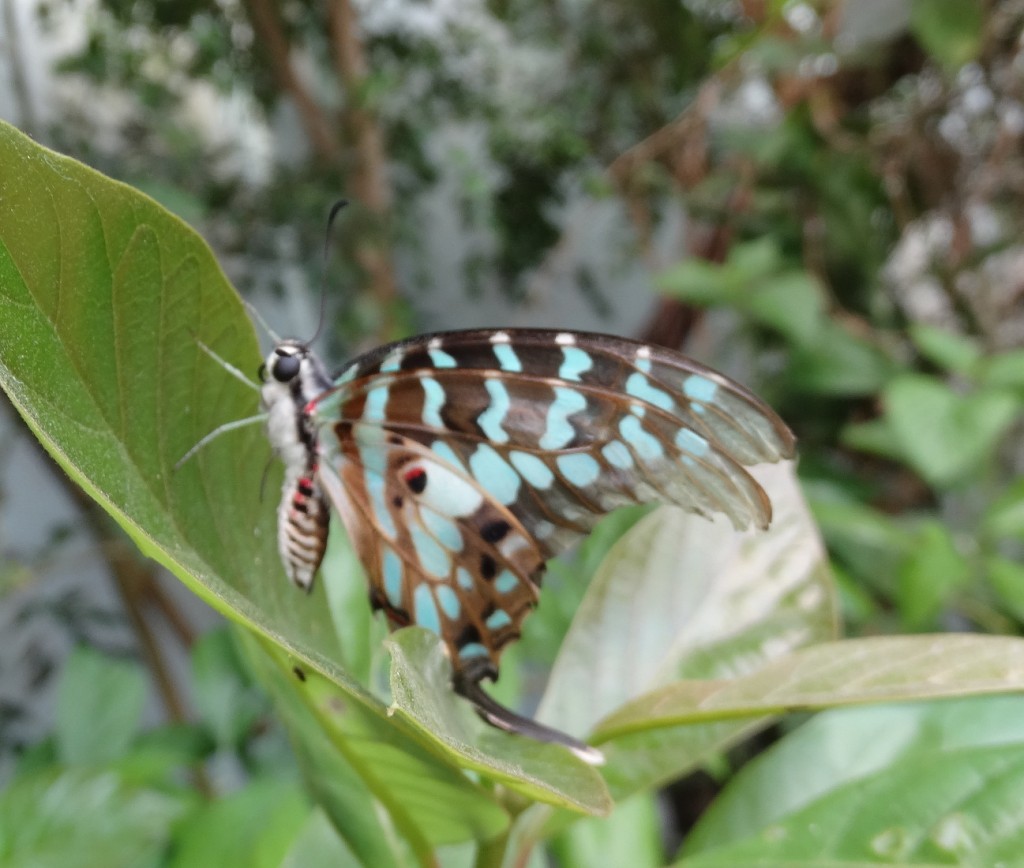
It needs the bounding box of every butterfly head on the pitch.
[259,341,330,402]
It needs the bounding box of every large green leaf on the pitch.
[679,696,1024,864]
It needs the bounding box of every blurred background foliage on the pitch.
[2,0,1024,863]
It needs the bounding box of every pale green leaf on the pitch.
[596,635,1024,740]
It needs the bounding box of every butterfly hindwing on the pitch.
[314,425,543,681]
[310,328,795,681]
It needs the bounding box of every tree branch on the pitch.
[327,0,399,326]
[242,0,340,163]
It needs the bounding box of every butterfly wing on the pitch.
[311,328,795,682]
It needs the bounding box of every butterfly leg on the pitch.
[451,667,604,765]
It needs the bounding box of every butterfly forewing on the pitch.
[310,329,795,682]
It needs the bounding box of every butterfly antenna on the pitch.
[306,198,348,347]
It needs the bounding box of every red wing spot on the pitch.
[404,467,428,494]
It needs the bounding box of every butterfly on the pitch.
[237,326,795,762]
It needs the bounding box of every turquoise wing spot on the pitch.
[676,428,710,457]
[435,585,461,619]
[363,385,390,422]
[380,348,404,372]
[509,450,555,489]
[334,364,358,386]
[456,567,474,590]
[366,474,397,536]
[540,387,586,450]
[683,374,719,403]
[601,439,634,469]
[356,437,388,475]
[625,372,674,411]
[619,415,664,462]
[416,460,484,517]
[458,642,489,660]
[494,570,518,594]
[493,343,522,372]
[486,610,512,630]
[469,444,521,505]
[410,526,451,577]
[420,377,446,427]
[636,356,652,374]
[559,346,593,382]
[421,508,464,552]
[556,453,601,487]
[428,347,457,368]
[477,379,511,444]
[413,584,441,634]
[383,548,403,608]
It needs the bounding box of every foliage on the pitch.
[3,0,1024,864]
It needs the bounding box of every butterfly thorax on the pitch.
[260,341,331,460]
[260,341,333,592]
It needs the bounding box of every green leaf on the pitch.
[595,634,1024,741]
[387,628,612,817]
[911,0,984,71]
[0,120,335,662]
[839,416,905,462]
[657,258,732,304]
[742,271,825,347]
[898,520,971,629]
[658,240,826,347]
[910,323,983,374]
[168,777,310,868]
[788,321,894,396]
[538,463,836,798]
[680,696,1024,863]
[0,767,191,868]
[56,646,147,766]
[884,374,1021,487]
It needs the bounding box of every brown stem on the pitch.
[241,0,339,163]
[327,0,399,327]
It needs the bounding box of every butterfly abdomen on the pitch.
[276,465,330,592]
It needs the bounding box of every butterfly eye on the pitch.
[272,353,301,382]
